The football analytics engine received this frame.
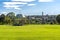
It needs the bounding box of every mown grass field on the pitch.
[0,25,60,40]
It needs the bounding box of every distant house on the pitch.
[26,15,57,24]
[26,15,42,24]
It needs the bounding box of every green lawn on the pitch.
[0,25,60,40]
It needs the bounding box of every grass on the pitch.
[0,25,60,40]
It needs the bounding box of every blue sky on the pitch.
[0,0,60,15]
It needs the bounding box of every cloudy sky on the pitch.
[0,0,60,15]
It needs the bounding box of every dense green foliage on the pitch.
[0,25,60,40]
[0,14,5,24]
[56,14,60,24]
[0,12,60,25]
[0,12,25,26]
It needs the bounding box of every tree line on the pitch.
[0,12,60,26]
[0,12,29,26]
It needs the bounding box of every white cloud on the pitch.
[14,7,22,10]
[39,0,54,2]
[4,5,19,8]
[27,4,36,6]
[4,5,21,10]
[3,4,21,10]
[12,0,35,2]
[3,2,27,10]
[3,0,36,10]
[3,2,27,5]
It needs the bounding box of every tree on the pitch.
[6,12,15,19]
[0,14,5,24]
[56,14,60,24]
[5,16,12,24]
[13,19,25,26]
[6,12,16,24]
